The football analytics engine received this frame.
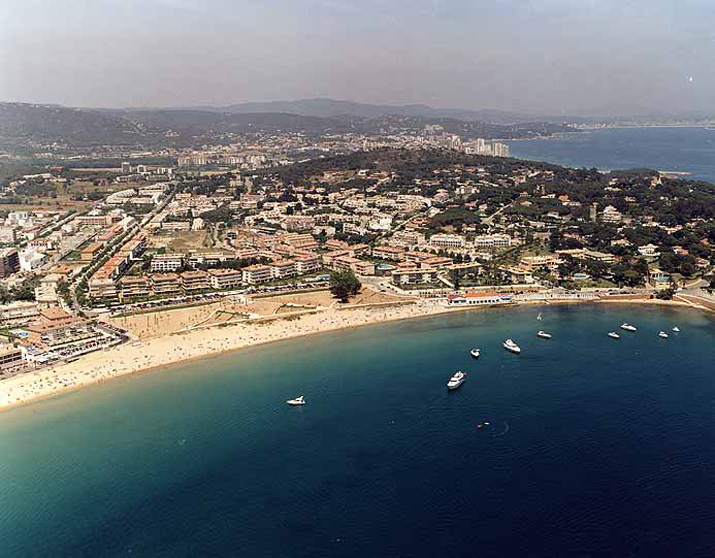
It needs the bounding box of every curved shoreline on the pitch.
[0,297,711,413]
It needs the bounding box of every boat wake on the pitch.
[493,422,510,437]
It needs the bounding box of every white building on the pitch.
[601,205,623,224]
[473,234,512,249]
[637,244,660,257]
[150,254,184,273]
[35,273,62,306]
[19,249,46,271]
[430,234,466,250]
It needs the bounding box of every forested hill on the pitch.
[0,103,145,147]
[260,148,715,228]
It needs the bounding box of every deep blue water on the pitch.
[1,305,714,558]
[509,127,715,183]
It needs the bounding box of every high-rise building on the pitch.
[493,143,510,157]
[0,248,20,277]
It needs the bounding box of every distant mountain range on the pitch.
[218,98,545,125]
[0,100,575,149]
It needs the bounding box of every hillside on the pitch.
[0,102,574,149]
[0,103,145,147]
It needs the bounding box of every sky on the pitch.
[1,0,715,116]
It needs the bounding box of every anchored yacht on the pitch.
[286,396,306,406]
[608,332,620,339]
[503,339,521,354]
[470,348,481,359]
[620,323,637,332]
[447,371,467,390]
[658,331,669,338]
[536,330,552,339]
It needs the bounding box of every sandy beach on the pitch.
[0,301,449,411]
[1,294,711,412]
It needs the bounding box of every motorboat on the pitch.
[672,326,680,332]
[503,339,521,354]
[608,332,620,339]
[447,371,467,390]
[620,323,637,332]
[470,348,481,359]
[658,331,669,338]
[286,396,306,406]
[536,330,552,339]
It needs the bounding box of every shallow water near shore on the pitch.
[1,304,714,557]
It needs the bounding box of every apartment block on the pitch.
[429,233,466,250]
[150,273,182,297]
[208,269,244,290]
[119,277,151,300]
[180,270,210,292]
[242,264,274,284]
[150,254,184,273]
[270,260,298,279]
[372,246,406,261]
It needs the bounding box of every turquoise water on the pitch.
[509,127,715,183]
[1,304,714,557]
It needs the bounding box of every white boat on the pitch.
[658,331,669,338]
[503,339,521,354]
[470,348,481,359]
[620,323,637,332]
[608,332,620,339]
[447,371,467,390]
[672,326,680,332]
[286,396,305,406]
[536,330,552,339]
[536,313,543,321]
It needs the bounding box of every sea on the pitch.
[1,304,714,557]
[508,127,715,183]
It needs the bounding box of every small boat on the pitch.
[536,330,552,339]
[503,339,521,354]
[672,326,680,332]
[608,332,620,339]
[536,313,543,321]
[620,323,637,332]
[658,331,669,338]
[470,348,480,359]
[476,422,491,429]
[447,371,467,390]
[286,396,305,406]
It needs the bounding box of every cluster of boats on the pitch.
[446,320,683,392]
[288,316,683,403]
[449,330,553,390]
[607,323,680,340]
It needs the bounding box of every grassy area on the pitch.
[564,278,618,289]
[151,230,211,251]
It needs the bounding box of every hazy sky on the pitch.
[2,0,714,115]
